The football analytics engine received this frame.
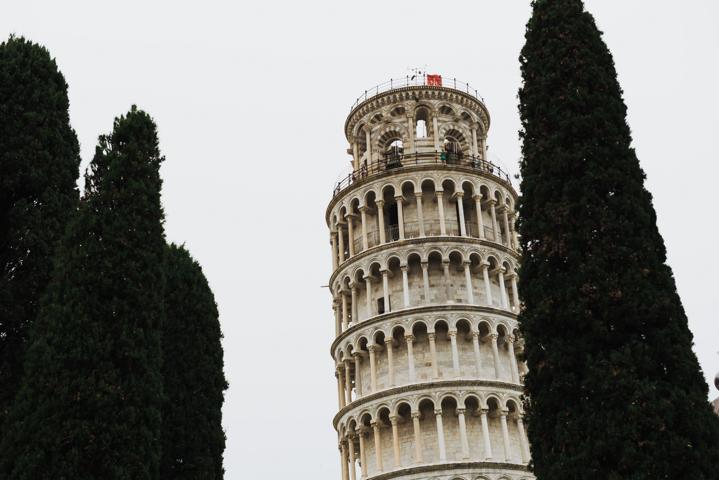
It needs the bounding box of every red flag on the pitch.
[427,74,442,87]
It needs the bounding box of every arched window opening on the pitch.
[384,138,403,169]
[443,136,463,164]
[415,108,429,139]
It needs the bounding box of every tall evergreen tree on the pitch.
[0,106,165,480]
[161,243,227,479]
[0,36,80,430]
[517,1,719,479]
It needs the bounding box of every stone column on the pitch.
[395,195,405,240]
[338,223,346,263]
[353,353,363,397]
[482,262,493,306]
[421,262,430,304]
[331,231,339,269]
[340,441,350,480]
[498,268,509,310]
[517,416,531,463]
[381,269,390,313]
[359,207,369,251]
[358,427,368,478]
[480,408,493,460]
[489,200,499,241]
[457,407,470,459]
[386,341,394,386]
[350,283,358,326]
[472,331,482,377]
[490,334,501,380]
[407,115,415,153]
[333,300,340,337]
[435,409,447,462]
[368,344,378,393]
[442,261,451,302]
[348,434,357,480]
[500,411,511,461]
[347,214,355,257]
[412,412,423,464]
[510,273,520,312]
[337,367,346,409]
[474,195,485,239]
[480,136,487,160]
[415,193,425,237]
[365,129,372,163]
[436,191,446,235]
[502,209,511,247]
[390,415,401,468]
[344,360,353,404]
[406,334,416,382]
[428,332,439,379]
[364,276,373,319]
[456,192,467,236]
[507,335,520,384]
[341,291,349,332]
[372,421,384,472]
[401,266,410,308]
[449,331,460,377]
[376,199,386,244]
[471,126,479,157]
[463,261,474,304]
[352,142,359,171]
[432,116,440,152]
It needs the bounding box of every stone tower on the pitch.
[326,75,534,480]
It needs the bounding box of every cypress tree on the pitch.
[0,106,165,479]
[0,36,80,430]
[161,243,227,479]
[517,1,719,479]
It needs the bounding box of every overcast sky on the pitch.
[3,1,718,478]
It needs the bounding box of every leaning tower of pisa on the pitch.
[326,75,534,480]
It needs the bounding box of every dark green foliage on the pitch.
[0,36,80,430]
[517,1,719,479]
[0,106,165,479]
[161,244,227,479]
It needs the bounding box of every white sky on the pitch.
[3,1,718,478]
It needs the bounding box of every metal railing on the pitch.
[332,152,512,197]
[351,74,484,111]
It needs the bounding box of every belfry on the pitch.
[326,75,534,480]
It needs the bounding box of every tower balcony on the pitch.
[332,152,513,200]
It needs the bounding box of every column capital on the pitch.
[357,425,370,435]
[375,199,385,207]
[358,205,369,213]
[400,265,409,273]
[414,191,423,198]
[471,330,480,338]
[352,351,363,360]
[370,420,380,428]
[411,411,421,420]
[367,344,380,353]
[456,407,466,416]
[454,191,465,198]
[487,198,497,206]
[434,408,443,416]
[448,330,458,339]
[394,194,404,203]
[435,190,444,197]
[489,333,499,341]
[420,261,429,268]
[508,334,516,343]
[428,332,436,340]
[389,415,399,425]
[500,409,509,417]
[473,193,483,201]
[405,334,415,342]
